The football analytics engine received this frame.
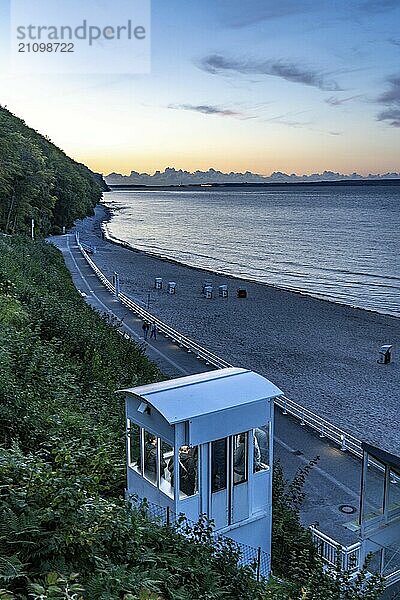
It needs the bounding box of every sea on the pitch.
[102,184,400,317]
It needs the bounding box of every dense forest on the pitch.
[0,106,106,237]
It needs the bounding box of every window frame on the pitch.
[233,431,248,486]
[143,429,158,487]
[127,419,142,474]
[178,445,199,500]
[253,426,270,475]
[211,437,228,494]
[159,438,175,499]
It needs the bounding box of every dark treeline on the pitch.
[0,106,107,237]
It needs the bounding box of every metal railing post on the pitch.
[113,272,120,298]
[256,547,261,582]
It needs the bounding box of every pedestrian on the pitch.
[142,321,149,340]
[150,321,157,340]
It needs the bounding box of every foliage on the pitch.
[0,236,268,600]
[0,235,386,599]
[269,460,385,599]
[0,107,106,236]
[272,458,321,582]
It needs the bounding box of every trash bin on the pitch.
[219,285,228,298]
[168,282,176,295]
[155,277,163,290]
[237,288,247,299]
[378,345,392,364]
[204,286,213,299]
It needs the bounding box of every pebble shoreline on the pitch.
[75,204,400,455]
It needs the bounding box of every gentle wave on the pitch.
[103,185,400,317]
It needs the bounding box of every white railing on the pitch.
[385,568,400,587]
[75,235,382,469]
[274,396,400,484]
[275,396,363,457]
[76,237,231,369]
[310,526,362,574]
[119,291,232,368]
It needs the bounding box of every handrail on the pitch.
[274,395,400,480]
[274,395,363,457]
[119,292,232,368]
[309,526,361,573]
[77,237,232,369]
[385,568,400,587]
[75,234,388,472]
[311,527,400,586]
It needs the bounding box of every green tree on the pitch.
[0,106,104,236]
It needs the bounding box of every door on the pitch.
[232,432,250,523]
[210,438,229,529]
[210,434,250,529]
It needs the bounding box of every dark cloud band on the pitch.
[168,103,242,118]
[197,54,342,92]
[376,76,400,127]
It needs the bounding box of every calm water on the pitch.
[103,185,400,316]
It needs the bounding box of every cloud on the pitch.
[264,113,312,129]
[325,95,362,106]
[377,108,400,127]
[377,76,400,105]
[359,0,399,13]
[376,76,400,127]
[168,103,244,118]
[198,54,342,91]
[261,110,343,135]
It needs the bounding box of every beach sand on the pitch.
[75,204,400,454]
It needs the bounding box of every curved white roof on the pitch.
[121,367,283,425]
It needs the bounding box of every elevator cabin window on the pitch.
[212,438,227,492]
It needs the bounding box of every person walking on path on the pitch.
[142,321,150,340]
[150,322,157,341]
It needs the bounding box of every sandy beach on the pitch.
[75,204,400,454]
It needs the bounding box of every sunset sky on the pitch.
[0,0,399,176]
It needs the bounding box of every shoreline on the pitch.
[75,203,400,454]
[102,203,399,321]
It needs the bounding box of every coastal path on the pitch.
[50,233,390,559]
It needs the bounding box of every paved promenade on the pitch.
[50,233,391,547]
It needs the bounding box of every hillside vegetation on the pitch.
[0,236,268,600]
[0,107,106,237]
[0,236,385,600]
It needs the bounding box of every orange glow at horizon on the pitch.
[74,146,400,178]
